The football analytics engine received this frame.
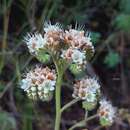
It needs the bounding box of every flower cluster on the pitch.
[21,66,56,101]
[22,21,118,129]
[62,29,94,66]
[24,22,94,67]
[73,77,100,102]
[98,98,117,126]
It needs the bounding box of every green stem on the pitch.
[68,114,98,130]
[53,56,63,130]
[61,98,80,113]
[55,71,63,130]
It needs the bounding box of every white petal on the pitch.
[49,86,55,91]
[44,87,49,93]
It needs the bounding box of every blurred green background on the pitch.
[0,0,130,130]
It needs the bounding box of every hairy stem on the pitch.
[53,56,63,130]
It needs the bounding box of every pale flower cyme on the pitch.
[73,77,100,102]
[99,98,117,125]
[20,66,56,100]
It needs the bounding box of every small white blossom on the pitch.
[73,77,100,102]
[24,33,46,53]
[71,49,86,64]
[98,98,117,126]
[40,80,56,94]
[21,78,31,91]
[61,48,86,65]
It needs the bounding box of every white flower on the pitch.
[86,78,100,93]
[21,78,31,91]
[71,49,86,64]
[98,98,117,125]
[73,77,100,102]
[24,33,46,53]
[61,48,86,65]
[40,80,56,94]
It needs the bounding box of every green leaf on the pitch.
[36,51,51,64]
[104,51,120,68]
[112,14,130,32]
[90,32,101,45]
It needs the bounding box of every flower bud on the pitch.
[36,50,51,63]
[69,63,85,75]
[82,100,97,111]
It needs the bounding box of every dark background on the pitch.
[0,0,130,130]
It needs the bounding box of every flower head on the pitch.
[64,29,94,51]
[24,22,94,63]
[21,66,56,101]
[24,33,46,53]
[43,22,64,48]
[98,98,117,126]
[73,77,100,102]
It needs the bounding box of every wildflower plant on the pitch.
[21,22,117,130]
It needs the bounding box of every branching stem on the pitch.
[68,114,98,130]
[61,98,80,113]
